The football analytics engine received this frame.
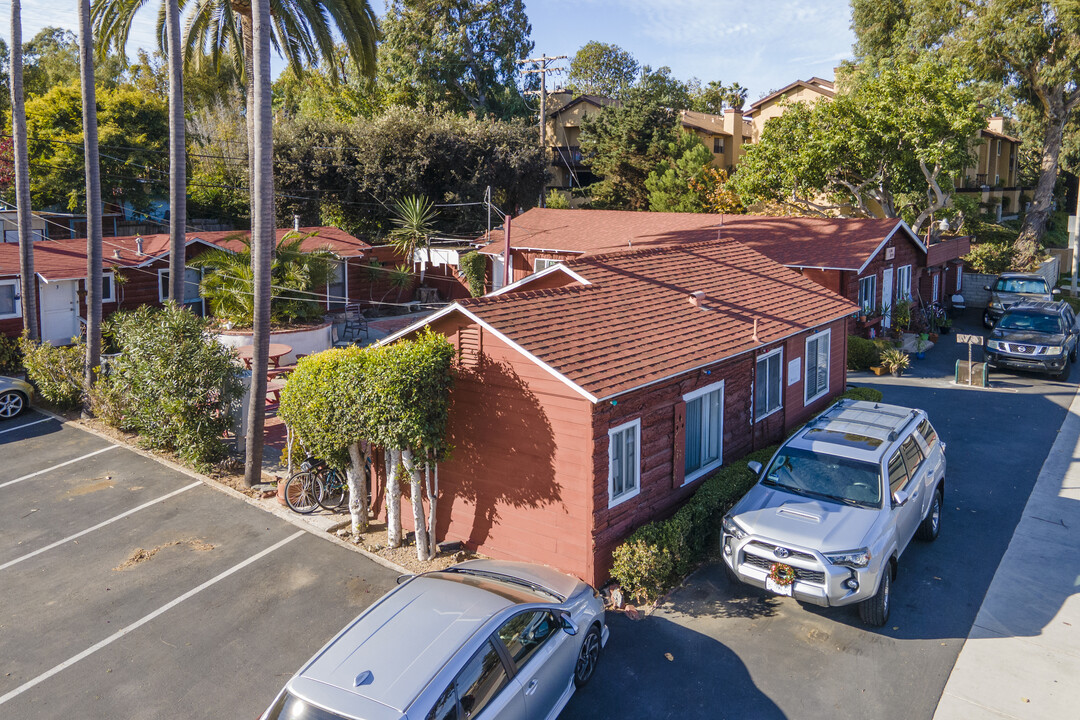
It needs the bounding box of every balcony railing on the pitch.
[552,145,586,168]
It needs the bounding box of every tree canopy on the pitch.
[567,41,639,99]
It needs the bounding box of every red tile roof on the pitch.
[0,226,370,281]
[452,239,856,401]
[479,208,919,272]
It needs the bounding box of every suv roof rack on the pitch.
[809,400,918,443]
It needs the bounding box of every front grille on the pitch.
[1006,343,1036,354]
[742,553,826,585]
[747,540,816,563]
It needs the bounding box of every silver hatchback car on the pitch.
[261,560,608,720]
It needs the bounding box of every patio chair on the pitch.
[333,305,369,347]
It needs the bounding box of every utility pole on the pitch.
[519,54,567,207]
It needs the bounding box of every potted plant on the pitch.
[916,334,928,359]
[880,348,911,377]
[939,317,953,335]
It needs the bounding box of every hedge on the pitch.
[847,335,880,370]
[609,387,883,601]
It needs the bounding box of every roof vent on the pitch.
[135,236,144,256]
[293,214,301,232]
[688,290,706,307]
[113,249,121,259]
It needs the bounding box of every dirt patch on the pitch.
[336,520,479,574]
[113,538,215,571]
[64,477,115,497]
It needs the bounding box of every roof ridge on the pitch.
[569,236,740,266]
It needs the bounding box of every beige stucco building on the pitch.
[956,117,1024,220]
[747,77,835,142]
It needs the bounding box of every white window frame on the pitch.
[534,258,563,273]
[932,273,940,303]
[956,266,963,293]
[608,419,641,507]
[326,258,348,310]
[896,265,912,301]
[997,140,1002,156]
[754,348,784,422]
[0,278,21,319]
[102,272,115,304]
[804,329,831,405]
[682,380,725,484]
[158,267,205,314]
[858,274,877,313]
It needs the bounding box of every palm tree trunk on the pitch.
[78,0,102,403]
[165,0,186,303]
[239,10,256,224]
[10,0,38,341]
[242,0,274,487]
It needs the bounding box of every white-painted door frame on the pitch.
[39,279,79,346]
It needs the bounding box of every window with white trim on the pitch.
[608,419,641,506]
[858,275,876,313]
[158,267,204,314]
[534,258,563,273]
[683,381,724,482]
[804,329,831,404]
[932,273,940,302]
[327,259,346,311]
[755,349,783,421]
[896,265,912,301]
[0,278,21,319]
[102,272,115,303]
[956,265,963,292]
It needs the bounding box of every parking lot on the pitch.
[0,413,397,719]
[564,314,1077,720]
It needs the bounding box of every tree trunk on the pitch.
[242,0,274,487]
[239,10,257,224]
[401,449,430,562]
[911,160,950,236]
[346,441,369,534]
[166,0,186,303]
[426,460,438,559]
[10,0,37,341]
[77,0,102,406]
[1017,100,1068,268]
[386,448,402,548]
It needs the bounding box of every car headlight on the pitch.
[990,301,1003,310]
[986,339,1002,350]
[824,548,871,568]
[722,516,747,540]
[1043,346,1064,357]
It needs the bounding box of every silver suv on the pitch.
[721,399,945,626]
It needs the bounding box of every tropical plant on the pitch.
[10,0,38,341]
[91,304,243,467]
[389,196,439,282]
[191,233,336,325]
[879,348,911,375]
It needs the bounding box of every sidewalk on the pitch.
[933,386,1080,719]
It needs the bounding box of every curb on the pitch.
[35,407,411,577]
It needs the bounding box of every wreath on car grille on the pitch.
[769,562,796,586]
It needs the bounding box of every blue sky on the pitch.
[8,0,855,103]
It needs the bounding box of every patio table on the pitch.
[236,343,292,369]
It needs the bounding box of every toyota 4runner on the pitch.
[721,399,945,626]
[983,272,1058,328]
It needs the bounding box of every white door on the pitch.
[881,267,894,329]
[39,280,79,345]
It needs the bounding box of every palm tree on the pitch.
[245,0,274,487]
[389,196,439,283]
[165,0,186,302]
[10,0,38,341]
[78,0,103,405]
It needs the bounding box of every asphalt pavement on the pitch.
[0,411,398,719]
[563,311,1077,720]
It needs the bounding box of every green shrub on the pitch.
[847,335,881,370]
[0,334,23,374]
[94,304,243,467]
[610,444,778,602]
[963,241,1019,274]
[840,386,884,403]
[18,335,85,408]
[544,189,570,210]
[458,250,488,298]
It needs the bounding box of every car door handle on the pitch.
[525,679,539,696]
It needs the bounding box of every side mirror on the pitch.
[395,574,415,585]
[983,285,991,292]
[747,461,763,475]
[559,612,578,636]
[892,488,910,507]
[1053,288,1061,296]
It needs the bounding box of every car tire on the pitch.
[573,625,602,688]
[983,310,993,329]
[915,486,943,542]
[0,390,26,419]
[858,566,891,627]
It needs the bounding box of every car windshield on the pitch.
[995,278,1049,294]
[264,693,350,720]
[998,312,1063,334]
[760,447,882,508]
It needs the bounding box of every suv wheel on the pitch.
[915,486,942,541]
[982,310,993,329]
[858,566,891,627]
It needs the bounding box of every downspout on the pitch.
[503,215,512,288]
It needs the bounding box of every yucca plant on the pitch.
[389,196,439,282]
[191,232,337,326]
[879,348,911,376]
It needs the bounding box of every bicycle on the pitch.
[283,457,348,514]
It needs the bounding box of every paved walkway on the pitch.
[934,386,1080,718]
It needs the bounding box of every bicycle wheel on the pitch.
[317,469,348,510]
[284,471,323,514]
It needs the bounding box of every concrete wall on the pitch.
[961,256,1060,308]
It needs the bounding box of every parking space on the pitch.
[0,411,398,719]
[564,313,1077,720]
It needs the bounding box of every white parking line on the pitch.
[0,445,118,490]
[0,481,203,571]
[0,530,304,707]
[0,417,54,437]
